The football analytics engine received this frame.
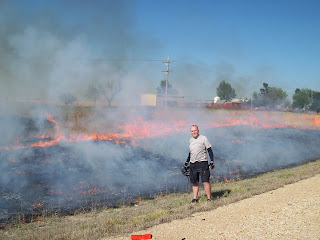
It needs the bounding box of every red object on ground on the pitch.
[131,234,152,239]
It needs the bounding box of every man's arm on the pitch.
[184,152,190,168]
[207,147,215,169]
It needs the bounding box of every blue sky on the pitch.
[1,0,320,101]
[134,0,320,96]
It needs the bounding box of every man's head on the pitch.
[190,125,199,138]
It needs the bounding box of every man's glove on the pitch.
[181,165,190,176]
[184,162,188,170]
[209,161,215,169]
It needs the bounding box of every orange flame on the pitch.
[1,111,319,151]
[207,111,295,129]
[302,113,320,127]
[32,203,43,208]
[136,196,141,204]
[224,176,230,183]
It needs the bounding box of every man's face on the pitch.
[190,126,199,138]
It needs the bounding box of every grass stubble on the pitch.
[1,159,320,240]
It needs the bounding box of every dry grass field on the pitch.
[1,105,319,239]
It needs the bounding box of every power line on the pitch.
[89,58,166,62]
[0,53,167,62]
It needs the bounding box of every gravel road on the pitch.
[108,174,320,240]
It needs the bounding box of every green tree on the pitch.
[292,88,313,109]
[253,83,287,107]
[310,91,320,113]
[252,91,262,106]
[216,80,236,100]
[260,83,270,96]
[266,87,288,106]
[156,80,178,95]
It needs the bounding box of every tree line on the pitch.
[216,80,320,113]
[59,78,320,113]
[158,79,320,112]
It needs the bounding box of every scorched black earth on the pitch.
[1,124,320,224]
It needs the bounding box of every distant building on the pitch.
[141,94,157,106]
[215,99,227,104]
[231,98,250,104]
[213,96,221,103]
[140,94,185,107]
[206,97,250,110]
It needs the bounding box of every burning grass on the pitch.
[1,108,320,239]
[1,158,320,240]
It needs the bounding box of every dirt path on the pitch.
[107,174,320,240]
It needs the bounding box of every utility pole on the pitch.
[162,55,171,109]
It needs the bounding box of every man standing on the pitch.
[184,125,214,202]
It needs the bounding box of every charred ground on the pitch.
[1,111,320,225]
